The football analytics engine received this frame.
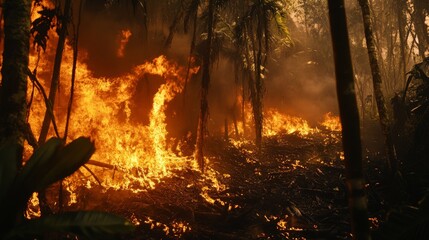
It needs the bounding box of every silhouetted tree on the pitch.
[195,0,215,171]
[358,0,397,174]
[235,0,288,150]
[0,0,32,167]
[38,0,72,144]
[327,0,370,239]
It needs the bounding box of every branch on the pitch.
[26,68,60,139]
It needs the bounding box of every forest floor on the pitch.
[63,124,387,240]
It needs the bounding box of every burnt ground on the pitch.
[59,126,387,240]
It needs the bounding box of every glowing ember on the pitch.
[117,29,132,58]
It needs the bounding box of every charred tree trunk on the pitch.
[327,1,370,239]
[358,0,397,175]
[38,0,72,145]
[195,0,214,172]
[0,0,31,166]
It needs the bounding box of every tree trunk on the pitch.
[412,0,429,58]
[253,18,264,151]
[327,1,370,239]
[195,0,214,172]
[396,0,408,80]
[0,0,31,167]
[38,0,72,145]
[358,0,397,175]
[0,0,31,233]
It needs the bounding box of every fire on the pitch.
[25,1,343,219]
[117,29,132,58]
[230,104,318,142]
[28,37,199,192]
[264,109,317,136]
[25,192,41,219]
[321,112,341,132]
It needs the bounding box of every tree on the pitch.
[358,0,397,174]
[412,0,429,59]
[38,0,72,145]
[327,0,370,239]
[195,0,215,171]
[235,0,288,150]
[0,0,32,167]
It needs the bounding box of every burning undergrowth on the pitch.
[22,4,355,238]
[34,128,349,239]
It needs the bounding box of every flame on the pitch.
[321,112,341,132]
[117,29,132,58]
[264,109,317,136]
[230,104,317,144]
[25,1,343,221]
[27,33,200,192]
[25,192,41,219]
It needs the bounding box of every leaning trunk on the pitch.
[0,0,31,167]
[195,0,214,172]
[38,0,72,144]
[359,0,397,175]
[327,0,370,239]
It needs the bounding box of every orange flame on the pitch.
[28,38,199,192]
[321,112,341,132]
[264,109,317,136]
[117,29,132,58]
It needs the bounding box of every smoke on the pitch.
[74,1,339,138]
[265,50,339,125]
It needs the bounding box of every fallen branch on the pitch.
[86,160,117,170]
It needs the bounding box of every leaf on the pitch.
[31,6,57,51]
[36,137,95,191]
[9,138,62,210]
[0,141,19,203]
[4,211,135,240]
[15,138,62,187]
[9,137,93,215]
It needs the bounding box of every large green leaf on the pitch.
[36,137,95,191]
[4,211,135,240]
[0,141,19,203]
